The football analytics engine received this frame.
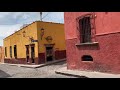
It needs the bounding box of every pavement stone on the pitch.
[0,61,77,78]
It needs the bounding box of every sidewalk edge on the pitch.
[55,71,88,78]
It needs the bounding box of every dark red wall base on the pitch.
[4,51,66,65]
[38,51,66,63]
[38,53,45,64]
[4,58,27,64]
[66,33,120,74]
[4,58,39,65]
[55,50,66,60]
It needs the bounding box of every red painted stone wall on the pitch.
[65,12,120,74]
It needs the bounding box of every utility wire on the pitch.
[40,12,42,21]
[42,12,51,20]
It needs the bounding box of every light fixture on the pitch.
[22,31,26,37]
[40,28,44,40]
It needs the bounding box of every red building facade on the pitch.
[64,12,120,74]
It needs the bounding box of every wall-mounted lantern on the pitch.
[22,30,34,43]
[22,31,26,37]
[40,28,44,40]
[90,13,97,19]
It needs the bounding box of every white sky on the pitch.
[0,12,64,46]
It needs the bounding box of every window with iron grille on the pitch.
[14,45,17,59]
[10,46,12,58]
[79,16,91,43]
[5,47,7,57]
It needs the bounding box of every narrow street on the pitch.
[0,61,78,78]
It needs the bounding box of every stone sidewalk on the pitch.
[55,67,120,78]
[2,59,66,69]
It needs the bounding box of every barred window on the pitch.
[79,16,91,43]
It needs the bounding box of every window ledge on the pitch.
[75,42,99,46]
[82,61,94,63]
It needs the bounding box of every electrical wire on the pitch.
[42,12,51,20]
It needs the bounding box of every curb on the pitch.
[19,59,66,68]
[55,71,88,78]
[35,59,66,68]
[20,66,37,69]
[3,59,66,69]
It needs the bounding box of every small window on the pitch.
[14,45,17,59]
[82,55,93,61]
[5,47,7,57]
[79,16,91,43]
[10,46,12,58]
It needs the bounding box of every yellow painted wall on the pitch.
[3,21,66,59]
[36,21,66,53]
[3,22,38,59]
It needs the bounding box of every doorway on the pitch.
[25,45,29,63]
[46,47,54,62]
[31,46,35,63]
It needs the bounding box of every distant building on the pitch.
[3,21,66,64]
[64,12,120,74]
[0,46,4,63]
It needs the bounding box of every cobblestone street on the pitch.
[0,61,78,78]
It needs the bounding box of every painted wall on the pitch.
[3,22,38,63]
[3,21,66,64]
[95,12,120,35]
[65,12,120,74]
[64,12,91,39]
[37,21,66,53]
[37,21,66,63]
[65,12,120,38]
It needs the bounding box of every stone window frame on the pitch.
[76,13,98,46]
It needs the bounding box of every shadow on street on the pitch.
[0,70,11,78]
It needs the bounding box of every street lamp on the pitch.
[22,31,26,37]
[22,31,34,43]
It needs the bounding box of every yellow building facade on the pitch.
[3,21,66,64]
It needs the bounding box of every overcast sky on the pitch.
[0,12,64,46]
